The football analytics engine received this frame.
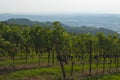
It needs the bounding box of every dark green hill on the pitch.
[1,18,116,35]
[66,26,116,35]
[3,18,52,27]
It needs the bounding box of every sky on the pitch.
[0,0,120,14]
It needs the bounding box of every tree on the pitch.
[52,21,66,80]
[96,33,108,73]
[77,34,87,74]
[30,26,43,65]
[22,27,31,64]
[112,33,119,72]
[42,26,52,65]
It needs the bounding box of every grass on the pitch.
[0,64,119,80]
[0,54,120,80]
[0,65,61,80]
[0,55,57,67]
[85,73,120,80]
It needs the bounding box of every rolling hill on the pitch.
[1,18,116,35]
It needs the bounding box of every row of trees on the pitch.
[0,22,120,79]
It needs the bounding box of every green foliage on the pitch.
[0,21,120,80]
[2,18,116,35]
[85,73,120,80]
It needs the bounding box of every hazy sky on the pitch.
[0,0,120,14]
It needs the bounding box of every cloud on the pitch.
[0,0,120,14]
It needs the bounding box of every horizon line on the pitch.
[1,12,120,15]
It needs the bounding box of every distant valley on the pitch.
[0,18,116,35]
[0,14,120,33]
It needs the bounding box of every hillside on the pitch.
[66,26,116,34]
[3,18,52,27]
[0,14,120,32]
[1,18,116,35]
[0,18,119,80]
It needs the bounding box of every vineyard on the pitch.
[0,21,120,80]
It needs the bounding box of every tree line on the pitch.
[0,21,120,80]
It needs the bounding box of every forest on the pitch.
[3,18,116,35]
[0,21,120,80]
